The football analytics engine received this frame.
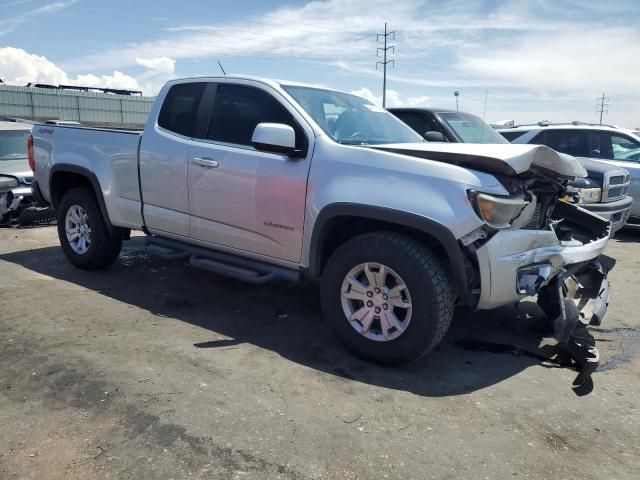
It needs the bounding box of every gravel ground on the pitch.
[0,225,638,479]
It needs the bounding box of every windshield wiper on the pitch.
[337,140,370,145]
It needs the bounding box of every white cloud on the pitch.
[351,87,430,108]
[459,27,640,95]
[136,57,176,75]
[0,0,78,37]
[0,47,67,85]
[0,47,141,91]
[73,71,140,90]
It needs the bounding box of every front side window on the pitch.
[158,82,207,137]
[283,86,423,145]
[207,84,307,151]
[0,130,30,160]
[438,112,508,144]
[543,130,588,157]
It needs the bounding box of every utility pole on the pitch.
[454,91,459,111]
[596,93,609,125]
[482,90,488,121]
[376,23,395,107]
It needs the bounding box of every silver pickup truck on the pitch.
[30,76,614,383]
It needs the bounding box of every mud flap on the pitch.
[537,255,615,395]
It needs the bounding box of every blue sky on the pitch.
[1,0,639,127]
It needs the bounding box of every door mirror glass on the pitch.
[252,123,298,155]
[423,130,446,142]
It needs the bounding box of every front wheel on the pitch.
[57,187,122,270]
[320,232,455,365]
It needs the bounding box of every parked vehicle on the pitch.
[497,122,640,224]
[31,76,614,385]
[389,108,508,144]
[0,121,34,221]
[391,110,633,233]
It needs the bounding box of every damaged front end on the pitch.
[470,169,615,391]
[537,254,614,391]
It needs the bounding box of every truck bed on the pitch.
[33,124,144,230]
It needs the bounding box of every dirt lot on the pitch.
[0,225,639,480]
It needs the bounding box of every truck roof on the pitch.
[496,123,627,133]
[164,75,354,96]
[387,107,459,114]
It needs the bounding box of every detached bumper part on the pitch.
[537,256,615,393]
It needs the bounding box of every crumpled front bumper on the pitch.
[473,202,615,392]
[475,202,612,311]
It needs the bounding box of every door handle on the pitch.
[192,157,219,168]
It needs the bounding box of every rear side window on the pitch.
[158,82,207,137]
[543,130,588,157]
[610,134,640,161]
[207,84,307,151]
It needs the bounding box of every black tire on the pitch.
[57,187,122,270]
[320,232,455,365]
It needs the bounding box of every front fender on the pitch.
[307,202,472,306]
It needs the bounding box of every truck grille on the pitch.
[602,172,630,202]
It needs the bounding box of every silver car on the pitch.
[0,121,34,221]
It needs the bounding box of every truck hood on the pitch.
[371,143,587,178]
[574,156,627,180]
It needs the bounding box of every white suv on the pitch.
[498,122,640,224]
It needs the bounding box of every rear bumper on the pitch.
[581,195,632,233]
[475,202,611,310]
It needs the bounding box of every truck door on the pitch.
[186,82,313,263]
[139,81,211,237]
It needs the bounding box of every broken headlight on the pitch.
[468,190,529,230]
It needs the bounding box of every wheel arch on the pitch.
[307,203,472,306]
[50,164,117,237]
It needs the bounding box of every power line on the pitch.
[376,23,395,108]
[596,93,609,125]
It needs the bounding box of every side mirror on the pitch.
[252,123,298,156]
[423,131,446,142]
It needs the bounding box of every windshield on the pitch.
[439,112,508,144]
[283,86,423,145]
[0,130,30,160]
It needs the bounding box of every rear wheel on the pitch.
[320,232,455,365]
[57,187,122,270]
